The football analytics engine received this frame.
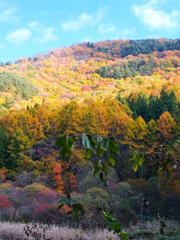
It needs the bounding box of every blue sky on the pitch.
[1,0,180,63]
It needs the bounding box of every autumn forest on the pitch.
[0,38,180,238]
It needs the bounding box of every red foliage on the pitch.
[0,196,11,208]
[31,190,58,219]
[33,204,50,216]
[81,85,92,92]
[68,174,77,190]
[64,173,78,193]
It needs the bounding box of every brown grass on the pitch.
[1,220,179,240]
[0,221,120,240]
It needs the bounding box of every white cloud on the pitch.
[29,21,58,43]
[98,24,135,39]
[41,27,58,42]
[132,2,180,30]
[0,8,17,21]
[62,7,107,32]
[81,37,93,43]
[120,28,135,39]
[98,24,118,35]
[0,1,19,22]
[6,21,58,46]
[28,21,39,30]
[62,13,92,32]
[6,28,31,45]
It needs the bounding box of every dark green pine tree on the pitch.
[132,106,138,120]
[135,93,149,122]
[160,88,170,109]
[113,66,121,79]
[155,97,168,119]
[147,95,157,121]
[159,88,179,118]
[127,94,137,119]
[0,122,10,168]
[168,90,178,117]
[97,65,109,78]
[116,93,127,105]
[178,102,180,114]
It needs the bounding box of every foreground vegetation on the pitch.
[0,221,119,240]
[0,220,179,240]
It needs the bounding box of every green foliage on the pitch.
[56,132,179,237]
[82,133,118,181]
[79,168,118,192]
[3,97,15,109]
[58,197,85,221]
[87,187,110,203]
[24,183,50,197]
[125,90,180,122]
[120,39,180,58]
[103,211,128,240]
[96,56,166,79]
[130,151,144,172]
[0,182,12,195]
[56,133,118,185]
[0,122,10,168]
[0,71,38,100]
[56,135,76,161]
[57,133,129,238]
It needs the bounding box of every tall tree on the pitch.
[52,163,64,192]
[156,111,177,142]
[0,122,10,168]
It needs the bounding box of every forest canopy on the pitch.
[0,38,180,236]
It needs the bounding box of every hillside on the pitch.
[0,38,180,237]
[1,38,180,114]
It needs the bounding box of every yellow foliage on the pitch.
[24,183,51,197]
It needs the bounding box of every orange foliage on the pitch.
[0,169,7,181]
[52,163,64,192]
[156,111,176,140]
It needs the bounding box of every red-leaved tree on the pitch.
[0,196,11,208]
[52,163,64,192]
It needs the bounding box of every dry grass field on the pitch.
[0,220,180,240]
[0,221,120,240]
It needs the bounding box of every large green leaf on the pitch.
[108,138,118,156]
[82,133,91,149]
[60,146,67,159]
[88,134,97,148]
[55,135,67,147]
[94,134,103,145]
[130,151,144,171]
[56,135,76,160]
[93,160,101,176]
[68,135,76,143]
[101,138,109,150]
[85,148,93,159]
[108,155,115,167]
[58,197,70,208]
[96,147,104,157]
[132,162,138,172]
[103,211,128,240]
